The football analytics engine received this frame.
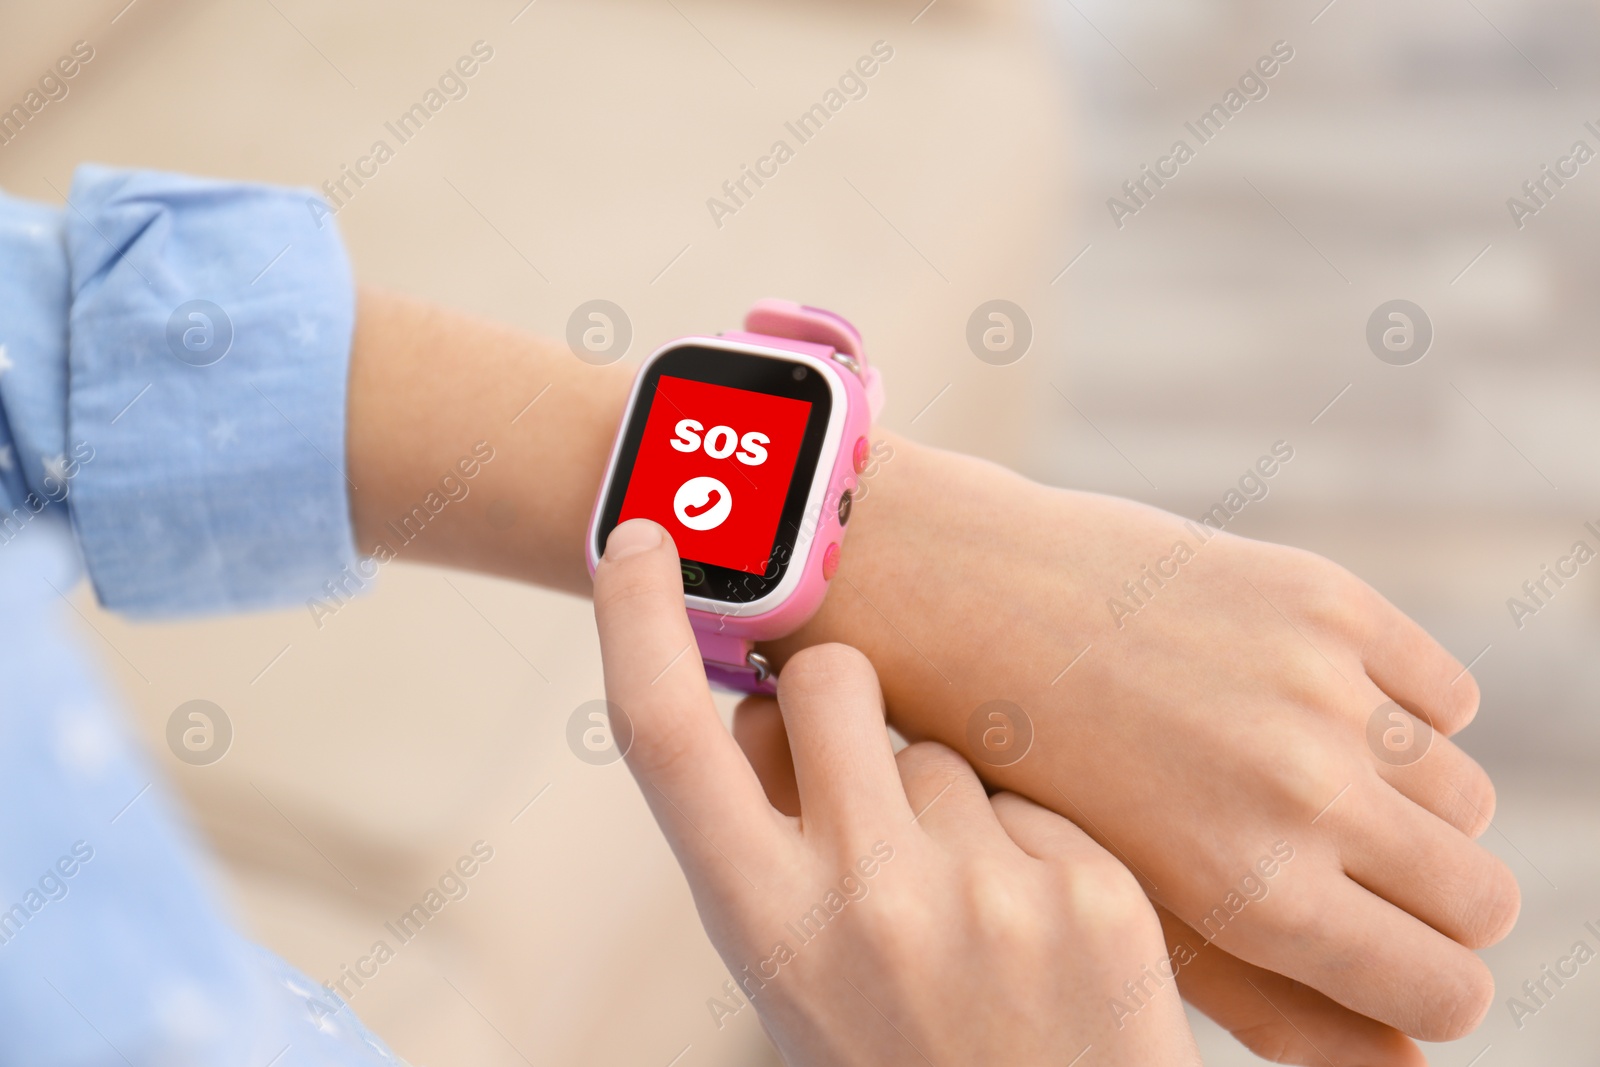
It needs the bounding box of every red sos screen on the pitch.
[618,375,813,575]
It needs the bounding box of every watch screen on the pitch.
[596,343,834,603]
[619,375,811,575]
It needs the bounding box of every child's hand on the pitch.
[593,518,1202,1066]
[767,438,1520,1052]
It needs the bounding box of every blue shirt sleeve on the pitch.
[0,163,359,616]
[0,169,397,1064]
[0,527,407,1067]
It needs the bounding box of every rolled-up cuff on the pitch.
[63,164,357,616]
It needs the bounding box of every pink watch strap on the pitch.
[696,627,777,694]
[738,300,884,420]
[690,300,877,693]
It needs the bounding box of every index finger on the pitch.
[592,519,786,879]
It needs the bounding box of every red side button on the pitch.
[852,436,870,474]
[822,542,841,581]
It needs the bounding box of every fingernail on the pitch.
[605,518,662,561]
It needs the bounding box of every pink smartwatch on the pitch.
[586,299,884,693]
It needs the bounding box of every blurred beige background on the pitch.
[3,0,1597,1063]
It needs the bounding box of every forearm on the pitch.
[346,286,632,595]
[344,284,1018,715]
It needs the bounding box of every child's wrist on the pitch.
[758,431,957,696]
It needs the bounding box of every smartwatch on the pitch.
[586,299,885,693]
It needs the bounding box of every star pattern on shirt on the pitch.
[54,707,115,779]
[41,453,68,483]
[2,221,50,240]
[0,445,13,472]
[0,344,13,377]
[290,316,319,347]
